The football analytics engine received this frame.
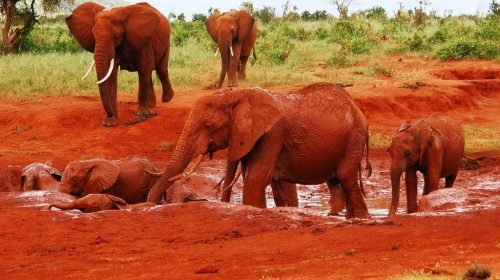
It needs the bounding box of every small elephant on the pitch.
[66,2,174,126]
[21,162,62,191]
[48,194,155,213]
[58,157,159,204]
[0,165,22,192]
[388,113,465,216]
[206,10,257,88]
[147,83,371,219]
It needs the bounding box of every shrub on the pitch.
[326,44,357,67]
[437,40,499,60]
[406,34,430,52]
[365,6,387,20]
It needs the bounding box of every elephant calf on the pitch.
[21,162,62,191]
[388,113,465,216]
[58,157,159,204]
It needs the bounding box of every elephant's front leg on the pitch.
[98,66,119,127]
[405,169,418,213]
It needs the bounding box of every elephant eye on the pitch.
[205,122,214,129]
[404,150,411,157]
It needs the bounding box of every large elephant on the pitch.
[147,83,371,219]
[66,2,174,127]
[21,162,62,191]
[58,157,159,204]
[388,113,465,216]
[206,10,257,88]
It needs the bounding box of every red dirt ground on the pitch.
[0,58,499,279]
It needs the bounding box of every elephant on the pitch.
[66,2,174,127]
[48,194,156,213]
[58,157,159,204]
[0,165,22,192]
[387,113,465,216]
[147,83,372,219]
[206,10,257,88]
[21,162,62,191]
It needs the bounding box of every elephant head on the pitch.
[206,11,255,88]
[66,2,162,126]
[59,159,120,197]
[147,88,282,203]
[21,162,62,191]
[387,120,439,216]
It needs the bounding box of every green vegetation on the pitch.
[463,124,500,153]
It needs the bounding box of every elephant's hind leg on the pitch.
[271,181,298,207]
[327,179,345,216]
[445,173,458,188]
[238,55,250,81]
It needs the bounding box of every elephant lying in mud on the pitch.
[49,194,155,213]
[388,113,465,216]
[0,162,62,192]
[58,157,159,204]
[147,83,372,219]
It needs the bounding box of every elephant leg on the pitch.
[339,175,369,219]
[148,77,156,108]
[156,50,174,103]
[228,44,242,87]
[445,173,457,188]
[405,170,418,213]
[238,55,250,81]
[271,180,298,207]
[327,179,345,216]
[128,71,156,125]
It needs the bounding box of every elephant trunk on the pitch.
[49,202,76,211]
[217,39,231,88]
[388,167,403,217]
[146,122,198,204]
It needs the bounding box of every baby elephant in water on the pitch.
[49,194,155,213]
[387,113,464,216]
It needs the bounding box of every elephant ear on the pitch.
[205,12,221,42]
[124,5,160,49]
[84,161,120,195]
[65,2,105,52]
[227,89,282,163]
[237,11,255,41]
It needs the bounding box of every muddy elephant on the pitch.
[21,162,62,191]
[147,83,371,219]
[206,10,257,88]
[66,2,174,126]
[49,194,155,213]
[388,113,465,216]
[58,157,159,204]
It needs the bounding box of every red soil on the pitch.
[0,58,499,279]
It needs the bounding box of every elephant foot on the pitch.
[346,210,372,220]
[162,89,174,103]
[102,117,118,127]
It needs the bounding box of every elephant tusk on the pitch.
[230,46,234,57]
[220,167,242,194]
[214,48,219,57]
[168,154,204,182]
[145,169,163,177]
[81,60,95,81]
[96,58,115,85]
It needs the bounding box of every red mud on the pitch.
[0,58,499,279]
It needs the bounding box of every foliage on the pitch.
[437,40,499,60]
[365,6,387,20]
[254,6,276,24]
[489,0,500,16]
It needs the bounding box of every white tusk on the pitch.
[214,48,219,57]
[145,169,163,177]
[230,46,234,57]
[221,167,242,194]
[168,154,204,182]
[96,58,115,84]
[81,60,95,81]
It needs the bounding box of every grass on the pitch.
[463,124,500,153]
[370,132,393,149]
[389,272,460,280]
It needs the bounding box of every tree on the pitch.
[489,0,500,16]
[331,0,353,19]
[1,0,74,53]
[240,2,254,14]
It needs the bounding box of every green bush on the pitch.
[326,44,357,67]
[258,36,294,65]
[437,40,499,60]
[406,34,431,52]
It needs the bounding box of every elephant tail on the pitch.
[358,164,366,198]
[365,127,372,177]
[252,47,257,61]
